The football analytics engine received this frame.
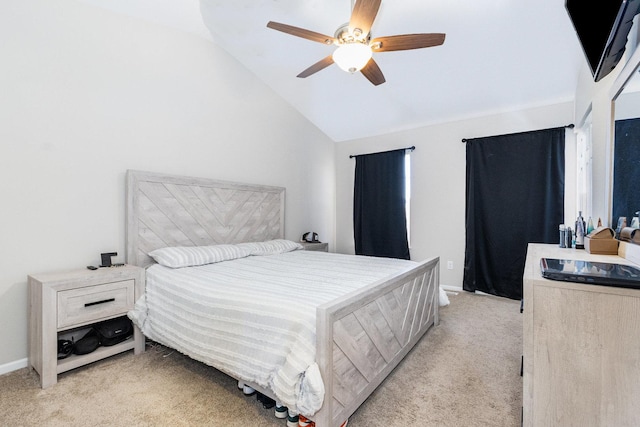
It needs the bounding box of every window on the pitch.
[576,121,593,223]
[353,148,410,259]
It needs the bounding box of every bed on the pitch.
[125,170,440,427]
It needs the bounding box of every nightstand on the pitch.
[28,265,145,388]
[300,242,329,252]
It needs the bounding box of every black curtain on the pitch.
[613,118,640,227]
[353,149,410,259]
[463,128,565,300]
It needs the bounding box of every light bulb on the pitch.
[332,42,372,73]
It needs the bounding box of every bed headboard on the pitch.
[126,170,285,267]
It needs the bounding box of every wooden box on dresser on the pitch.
[522,243,640,426]
[28,265,145,388]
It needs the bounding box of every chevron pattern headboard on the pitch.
[125,170,285,267]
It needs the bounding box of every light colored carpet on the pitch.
[0,291,522,426]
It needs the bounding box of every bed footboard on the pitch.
[314,257,440,427]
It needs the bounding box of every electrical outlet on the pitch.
[447,261,453,270]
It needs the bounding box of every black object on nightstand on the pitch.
[100,252,118,267]
[100,252,125,268]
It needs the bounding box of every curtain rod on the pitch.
[349,146,415,158]
[461,124,574,143]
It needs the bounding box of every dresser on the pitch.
[522,243,640,426]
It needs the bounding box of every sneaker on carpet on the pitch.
[298,415,314,426]
[274,404,288,419]
[242,385,255,396]
[286,414,299,427]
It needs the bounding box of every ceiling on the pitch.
[78,0,586,142]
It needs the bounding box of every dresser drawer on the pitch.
[57,279,135,329]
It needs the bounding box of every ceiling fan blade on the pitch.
[267,21,336,45]
[349,0,382,36]
[297,56,335,78]
[371,33,446,52]
[360,58,385,86]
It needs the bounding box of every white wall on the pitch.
[335,103,575,289]
[0,0,335,370]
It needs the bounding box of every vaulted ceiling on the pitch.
[78,0,586,141]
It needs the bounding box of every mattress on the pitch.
[128,250,416,416]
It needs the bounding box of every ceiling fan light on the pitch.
[332,43,372,73]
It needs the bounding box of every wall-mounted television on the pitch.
[566,0,640,82]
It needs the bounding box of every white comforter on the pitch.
[128,250,416,416]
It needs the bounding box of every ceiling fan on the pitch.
[266,0,445,86]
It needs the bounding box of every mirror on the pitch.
[611,45,640,238]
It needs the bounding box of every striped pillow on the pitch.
[237,239,303,256]
[149,244,251,268]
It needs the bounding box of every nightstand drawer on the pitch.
[300,242,328,252]
[57,279,135,329]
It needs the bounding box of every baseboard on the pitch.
[0,358,28,376]
[441,284,463,293]
[474,290,493,296]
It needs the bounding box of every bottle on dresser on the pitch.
[575,211,586,249]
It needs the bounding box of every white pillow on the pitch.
[148,244,251,268]
[237,239,303,256]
